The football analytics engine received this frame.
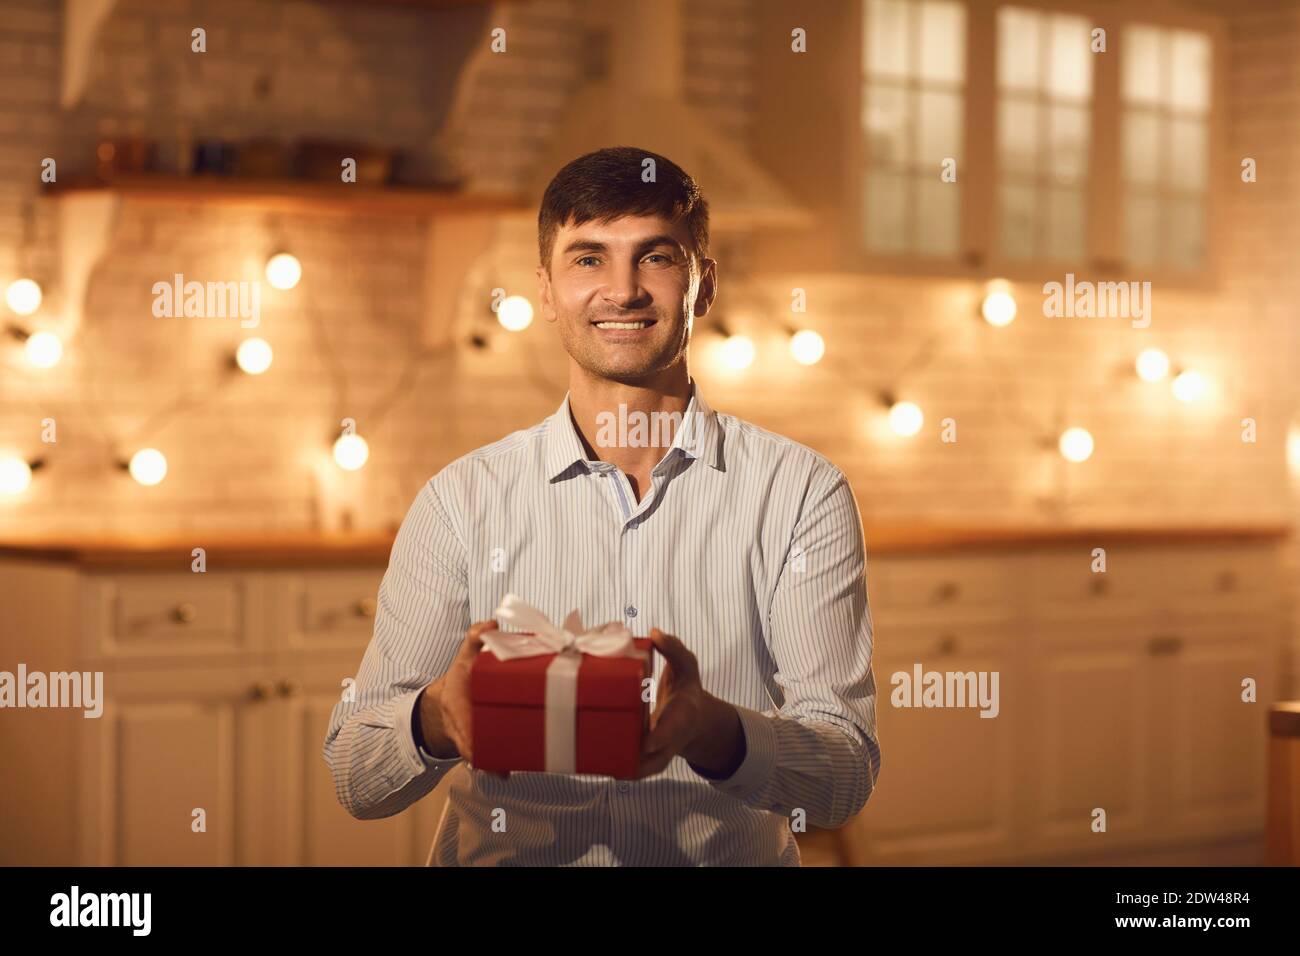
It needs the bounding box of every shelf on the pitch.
[43,174,529,219]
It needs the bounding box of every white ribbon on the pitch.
[480,594,645,773]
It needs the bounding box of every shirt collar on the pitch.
[544,379,723,481]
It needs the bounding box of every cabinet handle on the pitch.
[1147,634,1183,656]
[353,597,377,618]
[277,679,302,698]
[1216,571,1238,592]
[172,602,198,624]
[1089,576,1109,596]
[936,581,961,602]
[250,680,275,701]
[936,634,959,656]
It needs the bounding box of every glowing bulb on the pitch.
[789,329,825,366]
[265,253,302,291]
[236,337,273,375]
[1288,424,1300,474]
[24,330,63,368]
[0,457,32,495]
[888,401,924,437]
[497,295,534,332]
[5,278,42,315]
[719,334,755,370]
[981,288,1017,327]
[1058,427,1094,463]
[1135,348,1170,382]
[333,433,369,471]
[128,448,168,486]
[1171,369,1207,403]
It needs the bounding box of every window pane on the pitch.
[1169,30,1210,113]
[1168,118,1207,190]
[1165,198,1203,269]
[918,89,962,162]
[998,6,1039,91]
[867,170,909,251]
[1123,111,1161,186]
[1125,194,1160,267]
[866,0,910,78]
[916,176,959,255]
[1045,187,1086,261]
[1123,26,1163,105]
[1048,104,1089,186]
[1047,15,1092,102]
[999,98,1039,176]
[1001,182,1037,259]
[918,0,965,83]
[864,83,912,167]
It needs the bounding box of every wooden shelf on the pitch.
[44,174,529,219]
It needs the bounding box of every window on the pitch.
[861,0,966,256]
[1121,25,1211,270]
[996,7,1093,262]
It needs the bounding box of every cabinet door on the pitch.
[78,665,273,865]
[270,661,427,866]
[842,624,1017,865]
[266,569,386,659]
[1023,627,1151,853]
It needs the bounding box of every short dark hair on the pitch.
[538,146,710,273]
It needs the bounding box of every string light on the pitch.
[1287,423,1300,475]
[887,400,924,437]
[497,295,533,332]
[0,456,33,495]
[788,329,825,366]
[236,337,273,375]
[980,280,1017,327]
[127,448,168,486]
[23,329,63,368]
[1058,427,1094,462]
[5,278,42,315]
[333,432,369,471]
[1135,348,1170,382]
[1171,368,1207,403]
[265,252,302,291]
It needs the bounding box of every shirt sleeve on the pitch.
[689,469,881,830]
[322,478,471,820]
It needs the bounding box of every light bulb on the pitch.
[333,433,369,471]
[1171,369,1207,403]
[719,334,755,370]
[5,278,42,316]
[0,457,32,495]
[497,295,534,332]
[24,330,63,368]
[265,253,302,291]
[981,287,1017,327]
[128,448,168,486]
[1135,348,1170,382]
[236,337,273,375]
[1288,424,1300,475]
[789,329,825,366]
[1058,427,1094,463]
[888,401,924,437]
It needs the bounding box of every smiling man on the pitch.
[323,146,881,866]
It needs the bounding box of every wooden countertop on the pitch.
[0,523,1289,570]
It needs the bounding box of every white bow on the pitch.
[480,593,641,661]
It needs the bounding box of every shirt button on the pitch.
[625,605,637,618]
[617,782,630,793]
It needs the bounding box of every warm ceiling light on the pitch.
[0,456,32,495]
[719,334,755,370]
[333,432,369,471]
[236,337,273,375]
[128,448,168,486]
[1171,369,1207,403]
[265,253,302,291]
[1135,348,1170,382]
[1058,427,1094,462]
[24,330,63,368]
[887,400,924,437]
[5,278,42,316]
[788,329,825,366]
[497,295,533,332]
[981,282,1017,327]
[1288,423,1300,475]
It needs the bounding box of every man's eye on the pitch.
[644,253,671,264]
[576,256,600,266]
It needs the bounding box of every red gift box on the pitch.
[470,636,654,779]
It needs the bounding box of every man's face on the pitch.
[537,214,716,384]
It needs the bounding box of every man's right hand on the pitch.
[417,620,507,778]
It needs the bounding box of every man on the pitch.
[323,146,881,866]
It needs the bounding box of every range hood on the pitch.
[523,0,813,233]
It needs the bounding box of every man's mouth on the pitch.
[592,318,657,330]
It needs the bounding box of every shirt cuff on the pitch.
[695,704,777,800]
[396,686,464,775]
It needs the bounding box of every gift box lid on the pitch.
[471,635,653,710]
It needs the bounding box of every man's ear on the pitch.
[693,257,718,318]
[535,263,557,323]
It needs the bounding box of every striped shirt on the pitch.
[323,379,881,865]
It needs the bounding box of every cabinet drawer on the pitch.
[87,574,257,659]
[871,556,1015,622]
[1024,549,1147,619]
[275,570,385,654]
